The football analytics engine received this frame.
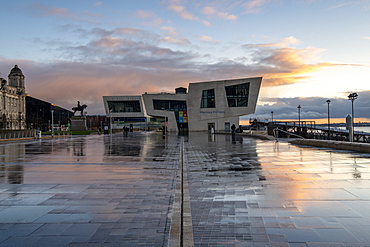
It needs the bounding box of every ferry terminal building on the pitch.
[103,77,262,132]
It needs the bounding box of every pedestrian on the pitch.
[231,124,236,135]
[123,126,128,137]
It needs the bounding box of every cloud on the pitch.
[243,0,270,13]
[161,26,179,36]
[160,26,191,46]
[242,37,358,87]
[249,36,301,48]
[201,6,237,20]
[166,1,211,26]
[198,35,219,44]
[136,10,163,26]
[246,91,370,121]
[159,37,191,46]
[136,10,156,19]
[0,28,359,115]
[27,2,102,22]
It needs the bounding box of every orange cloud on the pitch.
[1,30,360,115]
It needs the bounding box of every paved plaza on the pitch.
[1,132,370,246]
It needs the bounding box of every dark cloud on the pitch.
[246,92,370,121]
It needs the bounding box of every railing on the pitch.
[0,130,36,140]
[273,128,304,139]
[270,122,370,143]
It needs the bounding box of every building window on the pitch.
[200,89,215,108]
[107,101,141,113]
[153,100,187,111]
[225,83,250,107]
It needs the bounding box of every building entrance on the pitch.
[225,122,230,132]
[208,123,215,132]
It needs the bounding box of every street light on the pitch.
[348,92,358,142]
[51,109,54,137]
[326,100,331,139]
[109,109,113,135]
[297,105,301,134]
[348,92,358,125]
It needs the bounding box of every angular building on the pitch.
[103,77,262,132]
[0,65,26,130]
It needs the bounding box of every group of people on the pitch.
[231,124,243,135]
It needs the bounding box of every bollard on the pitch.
[348,126,354,142]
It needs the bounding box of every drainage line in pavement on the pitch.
[180,138,184,246]
[181,137,194,247]
[168,137,194,247]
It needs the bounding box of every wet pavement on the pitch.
[1,132,370,246]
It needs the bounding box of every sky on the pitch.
[0,0,369,123]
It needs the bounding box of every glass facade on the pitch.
[200,89,215,108]
[107,100,141,113]
[153,100,187,111]
[153,100,188,131]
[225,83,250,107]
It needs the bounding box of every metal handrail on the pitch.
[273,128,304,140]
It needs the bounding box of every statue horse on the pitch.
[72,104,87,116]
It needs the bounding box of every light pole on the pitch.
[110,110,113,135]
[348,92,358,142]
[51,109,54,137]
[326,100,331,139]
[297,105,301,128]
[271,111,274,122]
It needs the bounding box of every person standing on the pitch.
[231,124,236,135]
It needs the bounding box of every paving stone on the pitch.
[1,132,370,246]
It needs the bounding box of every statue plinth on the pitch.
[70,116,87,131]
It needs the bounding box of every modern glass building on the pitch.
[103,77,262,132]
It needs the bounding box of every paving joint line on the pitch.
[169,137,194,247]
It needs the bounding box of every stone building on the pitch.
[0,65,26,130]
[103,77,262,132]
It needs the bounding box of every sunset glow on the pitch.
[0,1,369,120]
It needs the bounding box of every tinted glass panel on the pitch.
[200,89,215,108]
[153,100,187,111]
[108,101,141,113]
[225,83,249,107]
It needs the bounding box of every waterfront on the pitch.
[1,132,370,246]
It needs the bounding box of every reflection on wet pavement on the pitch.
[0,132,370,246]
[185,133,370,246]
[0,133,179,246]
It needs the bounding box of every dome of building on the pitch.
[9,65,23,75]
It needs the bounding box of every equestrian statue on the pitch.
[72,101,87,116]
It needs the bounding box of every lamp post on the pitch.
[348,92,358,142]
[51,109,54,137]
[109,110,113,135]
[297,105,302,135]
[271,111,274,122]
[326,100,331,139]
